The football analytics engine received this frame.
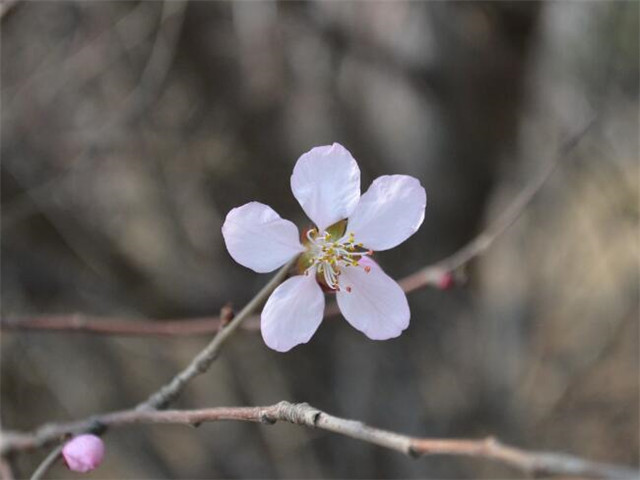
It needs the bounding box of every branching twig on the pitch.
[2,402,636,479]
[398,115,596,293]
[1,117,597,336]
[3,119,600,479]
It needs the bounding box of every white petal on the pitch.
[346,175,426,251]
[261,274,325,352]
[290,143,361,231]
[336,258,410,340]
[221,202,304,273]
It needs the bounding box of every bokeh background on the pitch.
[1,1,638,478]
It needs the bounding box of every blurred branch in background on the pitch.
[0,0,19,21]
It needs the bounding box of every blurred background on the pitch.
[1,1,638,478]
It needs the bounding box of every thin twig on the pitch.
[1,117,597,337]
[398,115,597,293]
[137,258,296,410]
[2,402,636,479]
[0,314,235,336]
[29,446,62,480]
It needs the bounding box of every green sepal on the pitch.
[324,219,348,241]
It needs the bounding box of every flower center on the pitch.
[302,228,371,291]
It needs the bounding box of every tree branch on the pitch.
[2,401,635,479]
[2,117,631,480]
[1,117,597,337]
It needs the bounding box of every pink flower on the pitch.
[222,143,427,352]
[62,434,105,473]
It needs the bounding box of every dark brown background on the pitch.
[2,1,638,478]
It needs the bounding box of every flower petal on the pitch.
[261,274,325,352]
[222,202,304,273]
[336,258,409,340]
[346,175,426,251]
[291,143,361,231]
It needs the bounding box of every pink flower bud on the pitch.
[437,272,454,290]
[62,434,105,473]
